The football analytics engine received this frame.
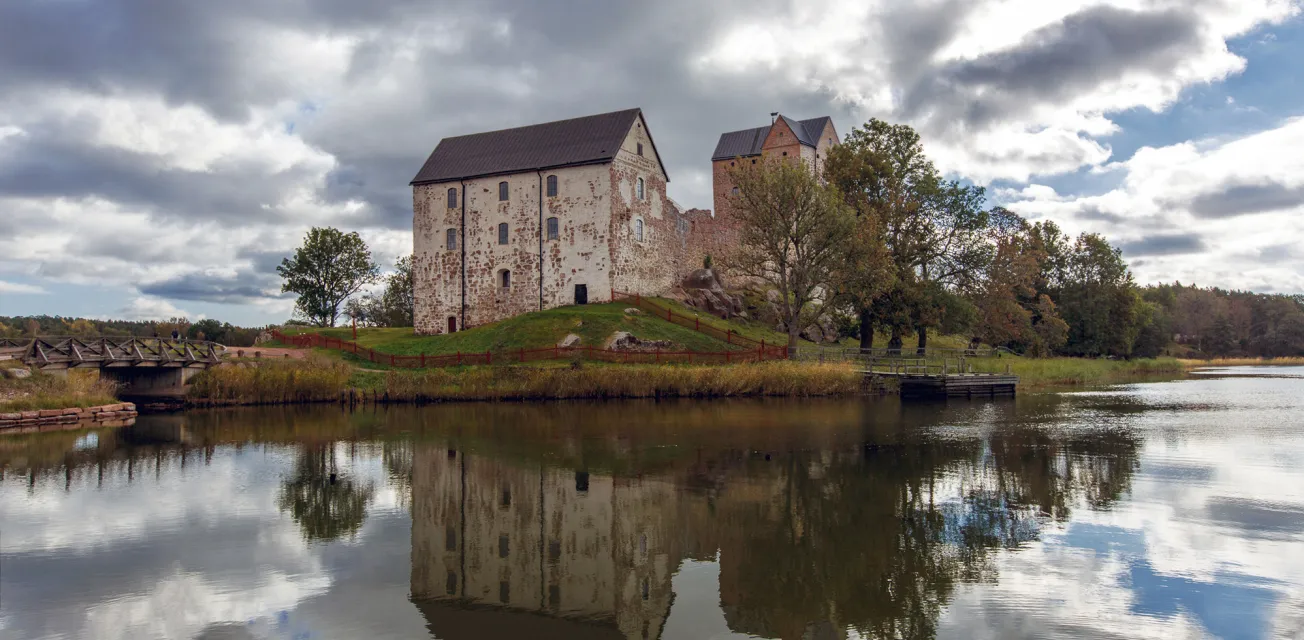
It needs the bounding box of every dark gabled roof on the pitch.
[710,116,834,161]
[411,109,664,185]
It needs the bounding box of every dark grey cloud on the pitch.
[1188,180,1304,218]
[904,5,1202,131]
[139,271,285,303]
[0,0,1265,310]
[1118,233,1207,257]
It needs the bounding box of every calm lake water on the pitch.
[2,367,1303,640]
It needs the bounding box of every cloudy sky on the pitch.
[0,0,1301,326]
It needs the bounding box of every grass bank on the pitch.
[1178,357,1304,367]
[969,356,1185,389]
[187,356,860,404]
[0,368,119,412]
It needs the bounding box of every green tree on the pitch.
[1049,233,1140,357]
[187,319,228,344]
[372,255,415,327]
[727,157,856,349]
[825,119,996,352]
[278,227,380,327]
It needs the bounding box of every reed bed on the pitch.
[186,359,860,405]
[187,356,354,404]
[371,361,861,402]
[0,369,119,412]
[970,357,1185,389]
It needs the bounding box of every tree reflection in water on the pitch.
[279,444,375,542]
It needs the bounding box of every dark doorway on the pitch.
[447,316,457,333]
[574,284,588,305]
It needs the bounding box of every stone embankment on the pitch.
[0,403,138,433]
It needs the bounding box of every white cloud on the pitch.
[117,296,193,321]
[1004,116,1304,292]
[0,280,46,294]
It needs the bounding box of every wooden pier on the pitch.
[854,357,1019,399]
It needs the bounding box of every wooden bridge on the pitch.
[1,337,224,398]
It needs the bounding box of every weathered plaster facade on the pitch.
[413,111,678,335]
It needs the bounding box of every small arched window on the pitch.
[500,269,511,289]
[637,143,644,156]
[636,177,645,200]
[447,188,457,208]
[498,181,509,201]
[446,228,457,250]
[782,151,788,156]
[546,216,559,240]
[498,223,509,245]
[546,175,558,197]
[635,218,644,242]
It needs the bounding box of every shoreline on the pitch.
[0,402,139,433]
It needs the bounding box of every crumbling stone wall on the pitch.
[609,114,675,296]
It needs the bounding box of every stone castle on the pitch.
[410,109,837,335]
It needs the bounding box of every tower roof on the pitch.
[710,116,834,161]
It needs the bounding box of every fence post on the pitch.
[655,347,660,363]
[520,348,525,363]
[727,330,732,345]
[390,353,395,366]
[487,350,492,365]
[421,353,425,367]
[457,351,462,366]
[667,307,672,322]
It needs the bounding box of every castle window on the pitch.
[731,187,739,196]
[547,217,559,240]
[751,159,756,164]
[782,151,788,156]
[446,526,457,551]
[635,218,644,242]
[546,175,558,197]
[446,572,457,596]
[499,534,510,558]
[500,488,512,508]
[500,269,511,290]
[637,177,645,200]
[500,581,510,604]
[498,222,509,245]
[637,142,644,156]
[446,228,457,250]
[498,181,509,201]
[447,188,457,208]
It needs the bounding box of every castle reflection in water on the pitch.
[406,406,1137,640]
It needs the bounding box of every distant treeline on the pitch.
[0,316,264,347]
[1139,284,1304,358]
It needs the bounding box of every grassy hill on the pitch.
[279,297,978,358]
[281,301,774,356]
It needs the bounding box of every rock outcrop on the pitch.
[667,268,746,319]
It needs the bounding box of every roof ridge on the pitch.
[439,108,641,141]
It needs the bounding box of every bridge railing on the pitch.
[16,336,225,368]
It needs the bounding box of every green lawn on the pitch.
[282,302,763,356]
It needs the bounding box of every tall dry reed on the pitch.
[187,356,353,404]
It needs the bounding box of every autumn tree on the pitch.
[347,255,415,328]
[727,157,855,349]
[971,213,1067,356]
[278,227,380,327]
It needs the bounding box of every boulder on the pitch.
[254,331,275,346]
[605,332,676,352]
[623,307,643,316]
[1,367,32,380]
[799,314,842,344]
[557,333,582,348]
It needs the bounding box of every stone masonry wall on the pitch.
[414,165,614,334]
[608,114,676,296]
